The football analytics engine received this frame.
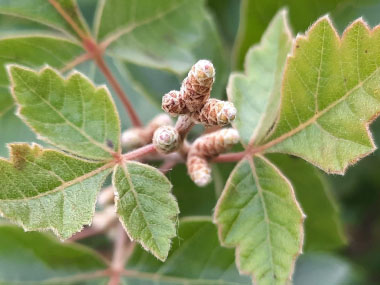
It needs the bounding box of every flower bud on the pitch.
[181,59,215,112]
[162,90,187,116]
[191,99,237,126]
[153,126,180,154]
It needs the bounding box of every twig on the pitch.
[68,226,106,242]
[159,158,180,173]
[123,144,156,160]
[108,223,131,285]
[60,52,92,73]
[49,0,143,128]
[48,0,88,40]
[212,151,246,163]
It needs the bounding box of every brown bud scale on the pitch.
[191,99,237,126]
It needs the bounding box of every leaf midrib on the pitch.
[248,156,275,281]
[120,162,162,257]
[258,64,380,153]
[12,70,115,157]
[0,161,113,202]
[100,0,188,48]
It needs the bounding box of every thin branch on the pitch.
[91,50,143,127]
[123,144,156,161]
[108,223,131,285]
[68,226,107,242]
[49,0,143,128]
[60,52,92,73]
[159,158,180,173]
[48,0,88,40]
[212,151,246,163]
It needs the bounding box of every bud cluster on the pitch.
[161,60,236,127]
[121,114,172,150]
[187,128,239,187]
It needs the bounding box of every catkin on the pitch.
[162,90,188,116]
[187,128,239,186]
[188,128,240,158]
[191,99,236,126]
[181,59,215,112]
[187,155,212,187]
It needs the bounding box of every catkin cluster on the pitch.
[187,128,239,186]
[162,60,236,126]
[121,114,172,149]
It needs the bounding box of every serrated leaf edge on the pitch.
[213,154,305,284]
[258,16,380,175]
[112,160,179,262]
[7,64,122,161]
[0,143,114,240]
[227,9,293,147]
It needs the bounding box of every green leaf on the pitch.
[0,107,38,158]
[0,143,112,239]
[95,0,226,75]
[214,155,304,284]
[0,0,89,39]
[125,217,251,284]
[228,10,292,145]
[233,0,345,69]
[9,65,121,160]
[294,253,363,285]
[0,36,83,115]
[267,153,346,251]
[263,17,380,174]
[0,224,108,284]
[113,160,179,261]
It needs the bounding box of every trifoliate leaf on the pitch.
[267,154,346,251]
[125,217,250,284]
[263,17,380,174]
[0,143,112,239]
[113,161,179,261]
[0,0,89,39]
[95,0,224,75]
[214,155,304,284]
[228,10,292,145]
[0,224,108,284]
[9,65,121,160]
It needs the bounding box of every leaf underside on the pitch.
[229,10,292,145]
[113,160,179,261]
[9,65,121,160]
[0,0,88,39]
[96,0,215,74]
[265,17,380,174]
[0,143,111,239]
[214,155,304,285]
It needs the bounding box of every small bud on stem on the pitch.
[153,126,180,154]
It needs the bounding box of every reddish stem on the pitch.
[123,144,156,161]
[48,0,88,40]
[68,226,106,242]
[83,39,142,127]
[108,224,129,285]
[212,151,246,163]
[49,0,142,128]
